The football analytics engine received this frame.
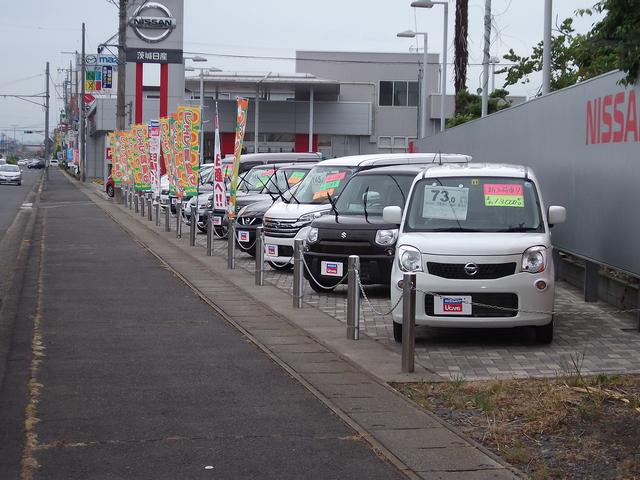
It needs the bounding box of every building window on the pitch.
[377,136,412,153]
[379,81,419,107]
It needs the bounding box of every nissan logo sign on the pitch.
[129,2,176,43]
[464,263,479,276]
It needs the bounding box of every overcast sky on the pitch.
[0,0,601,146]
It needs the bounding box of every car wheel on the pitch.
[393,321,403,343]
[268,261,293,271]
[106,185,115,197]
[307,276,337,293]
[535,318,554,344]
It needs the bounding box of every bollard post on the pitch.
[227,220,236,269]
[141,193,146,217]
[255,226,264,286]
[115,187,122,204]
[206,209,213,256]
[164,200,171,232]
[176,202,182,238]
[189,205,197,246]
[123,187,128,208]
[155,196,160,226]
[293,239,304,309]
[401,273,416,373]
[128,188,133,210]
[147,193,153,221]
[347,255,361,340]
[134,191,139,213]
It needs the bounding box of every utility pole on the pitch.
[116,0,128,130]
[80,22,86,182]
[542,0,552,95]
[45,61,50,162]
[481,0,491,117]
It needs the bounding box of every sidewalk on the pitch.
[77,176,521,479]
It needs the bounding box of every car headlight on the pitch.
[307,227,318,244]
[375,229,398,246]
[522,246,546,273]
[398,245,423,272]
[298,211,325,223]
[237,205,248,217]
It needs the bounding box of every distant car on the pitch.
[50,159,59,167]
[106,175,115,197]
[28,159,45,169]
[0,164,22,185]
[17,159,29,166]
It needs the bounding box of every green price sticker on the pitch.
[484,194,524,208]
[319,180,341,190]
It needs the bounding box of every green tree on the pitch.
[447,89,512,128]
[497,1,639,93]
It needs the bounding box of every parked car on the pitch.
[384,163,566,344]
[0,164,22,185]
[303,165,429,292]
[262,153,471,271]
[232,164,316,255]
[17,159,29,166]
[50,159,59,167]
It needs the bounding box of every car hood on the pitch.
[312,214,395,231]
[237,193,275,207]
[399,232,551,256]
[239,198,276,217]
[189,192,213,205]
[264,202,330,220]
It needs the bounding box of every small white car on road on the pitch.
[384,163,566,344]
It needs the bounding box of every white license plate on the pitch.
[212,216,222,226]
[170,198,176,205]
[238,231,250,242]
[320,261,343,277]
[434,295,472,315]
[266,244,278,256]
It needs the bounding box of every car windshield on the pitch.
[261,168,310,195]
[238,166,279,193]
[335,173,414,216]
[0,165,20,172]
[405,176,544,233]
[292,166,357,204]
[199,165,214,185]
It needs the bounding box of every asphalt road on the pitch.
[0,169,403,479]
[0,166,40,238]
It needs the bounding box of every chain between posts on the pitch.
[300,255,348,290]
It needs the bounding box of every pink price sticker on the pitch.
[259,169,275,177]
[325,171,347,182]
[483,183,523,196]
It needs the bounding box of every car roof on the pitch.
[418,162,529,179]
[316,152,471,168]
[235,152,323,162]
[248,162,315,170]
[355,164,431,176]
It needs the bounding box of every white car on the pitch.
[262,153,471,270]
[384,163,566,344]
[50,159,59,166]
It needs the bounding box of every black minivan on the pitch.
[303,165,425,292]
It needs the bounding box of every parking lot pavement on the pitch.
[194,233,640,381]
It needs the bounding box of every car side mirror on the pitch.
[383,206,402,224]
[547,206,566,227]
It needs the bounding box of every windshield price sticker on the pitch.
[483,183,524,208]
[287,171,305,185]
[422,186,469,220]
[313,188,335,200]
[326,172,346,182]
[259,169,275,177]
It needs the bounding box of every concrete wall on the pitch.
[416,70,640,277]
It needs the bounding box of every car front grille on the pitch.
[424,293,518,317]
[263,218,308,238]
[238,216,262,226]
[427,262,517,280]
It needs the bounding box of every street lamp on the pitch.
[397,30,428,139]
[411,0,448,132]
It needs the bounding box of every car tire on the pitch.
[106,185,114,197]
[268,261,293,271]
[18,182,22,186]
[393,321,403,343]
[535,318,554,344]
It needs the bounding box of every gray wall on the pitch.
[416,70,640,277]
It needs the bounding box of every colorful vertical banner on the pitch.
[227,97,249,218]
[124,130,136,187]
[212,103,226,210]
[177,105,201,197]
[110,132,123,186]
[159,117,175,195]
[169,114,184,199]
[148,120,161,197]
[131,123,151,191]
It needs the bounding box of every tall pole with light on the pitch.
[397,30,428,139]
[411,1,448,132]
